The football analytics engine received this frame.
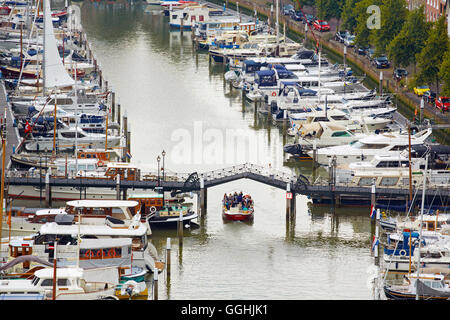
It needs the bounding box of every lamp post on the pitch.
[157,155,161,186]
[161,150,166,182]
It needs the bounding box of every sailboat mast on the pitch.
[415,153,429,300]
[0,109,7,257]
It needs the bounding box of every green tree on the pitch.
[341,0,360,32]
[439,49,450,96]
[316,0,344,20]
[354,0,381,47]
[372,0,408,56]
[386,6,430,68]
[415,15,449,95]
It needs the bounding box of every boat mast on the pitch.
[408,125,412,211]
[0,109,7,259]
[276,0,279,55]
[415,153,428,300]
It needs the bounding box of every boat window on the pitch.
[60,132,77,139]
[330,115,348,121]
[58,279,69,286]
[380,177,398,186]
[41,279,53,287]
[358,177,375,186]
[391,145,407,151]
[361,143,389,149]
[331,131,352,137]
[32,277,40,286]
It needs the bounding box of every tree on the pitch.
[354,0,382,47]
[316,0,344,20]
[439,48,450,96]
[341,0,360,32]
[415,15,449,95]
[372,0,408,56]
[386,5,430,68]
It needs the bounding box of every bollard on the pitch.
[166,238,171,276]
[116,174,120,200]
[45,172,51,207]
[153,268,158,300]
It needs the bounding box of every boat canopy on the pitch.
[255,70,276,87]
[66,200,139,208]
[243,60,262,73]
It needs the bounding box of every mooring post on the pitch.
[45,172,51,207]
[153,268,158,300]
[177,208,183,242]
[122,114,128,161]
[371,184,376,227]
[379,71,383,96]
[116,174,120,200]
[126,129,131,163]
[200,177,207,216]
[166,238,171,276]
[374,208,380,266]
[420,98,424,125]
[286,182,295,221]
[117,103,121,125]
[111,91,116,122]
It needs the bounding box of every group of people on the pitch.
[223,192,253,210]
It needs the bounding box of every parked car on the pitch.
[393,68,408,81]
[356,45,370,56]
[313,20,330,32]
[305,14,316,25]
[290,10,305,22]
[413,85,430,96]
[335,31,349,43]
[372,56,390,69]
[366,48,375,61]
[435,96,450,112]
[422,90,436,104]
[282,4,295,16]
[343,34,356,47]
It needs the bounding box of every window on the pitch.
[358,177,375,186]
[380,177,399,186]
[331,131,351,137]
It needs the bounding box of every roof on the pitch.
[35,267,83,279]
[66,200,139,208]
[107,162,138,168]
[39,222,148,236]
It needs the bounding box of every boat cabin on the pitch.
[127,193,164,218]
[103,162,141,181]
[77,148,117,166]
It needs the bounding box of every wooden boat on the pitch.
[222,192,254,222]
[384,273,450,300]
[0,266,117,300]
[128,193,198,228]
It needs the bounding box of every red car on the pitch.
[435,96,450,112]
[313,20,330,32]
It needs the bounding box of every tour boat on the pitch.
[128,193,198,228]
[222,192,254,222]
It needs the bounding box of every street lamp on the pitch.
[157,155,161,186]
[161,150,166,182]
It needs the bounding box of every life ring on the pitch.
[399,249,407,256]
[150,206,157,213]
[84,250,92,258]
[271,91,276,97]
[98,160,104,166]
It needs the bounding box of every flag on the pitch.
[126,151,132,159]
[370,205,376,219]
[371,235,379,252]
[24,120,31,134]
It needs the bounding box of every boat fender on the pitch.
[399,249,407,256]
[150,206,157,213]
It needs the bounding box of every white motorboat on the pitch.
[24,126,120,152]
[308,128,433,166]
[0,266,117,300]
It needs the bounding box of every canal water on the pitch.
[68,1,373,299]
